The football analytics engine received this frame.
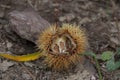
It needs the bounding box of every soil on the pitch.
[0,0,120,80]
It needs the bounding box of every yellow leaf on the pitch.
[0,52,42,62]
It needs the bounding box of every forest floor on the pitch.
[0,0,120,80]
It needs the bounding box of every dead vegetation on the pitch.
[0,0,120,80]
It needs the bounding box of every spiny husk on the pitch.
[38,23,87,70]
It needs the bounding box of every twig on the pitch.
[27,0,37,10]
[84,52,103,80]
[94,57,103,80]
[53,0,60,26]
[20,63,36,80]
[0,4,11,9]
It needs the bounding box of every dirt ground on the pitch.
[0,0,120,80]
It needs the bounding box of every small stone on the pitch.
[65,0,72,2]
[59,13,75,22]
[65,13,75,21]
[22,73,31,80]
[110,37,120,45]
[79,17,91,24]
[24,62,34,67]
[42,0,48,3]
[0,60,14,72]
[52,3,59,7]
[90,75,96,80]
[59,16,66,22]
[6,42,13,48]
